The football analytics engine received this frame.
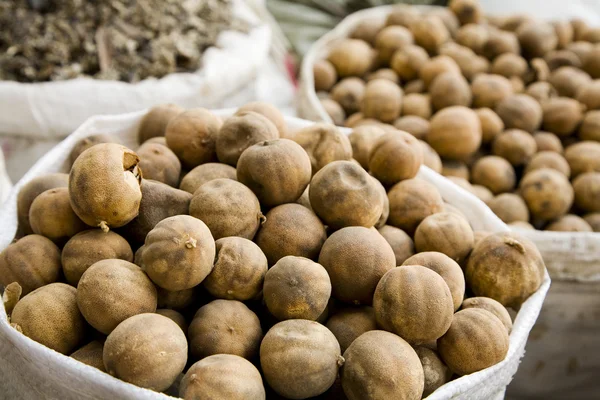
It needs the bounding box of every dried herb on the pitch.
[0,0,248,83]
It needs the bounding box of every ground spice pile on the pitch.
[0,0,247,82]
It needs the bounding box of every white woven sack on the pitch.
[297,6,600,398]
[0,0,273,141]
[478,0,600,24]
[0,0,297,184]
[474,3,600,399]
[298,4,600,281]
[298,7,600,400]
[0,150,11,206]
[0,110,549,400]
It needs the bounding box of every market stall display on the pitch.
[298,2,600,397]
[0,0,295,182]
[0,105,549,399]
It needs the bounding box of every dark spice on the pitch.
[0,0,248,83]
